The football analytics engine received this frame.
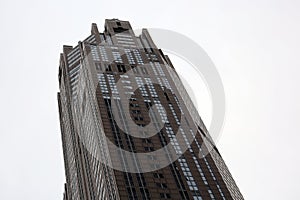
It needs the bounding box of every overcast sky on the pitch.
[0,0,300,199]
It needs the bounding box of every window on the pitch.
[141,67,148,74]
[132,110,141,114]
[156,183,167,189]
[153,173,164,178]
[112,51,123,63]
[130,103,139,107]
[160,193,171,199]
[134,116,144,121]
[95,63,102,71]
[144,147,154,151]
[142,138,152,144]
[105,64,112,72]
[117,64,126,73]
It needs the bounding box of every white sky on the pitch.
[0,0,300,199]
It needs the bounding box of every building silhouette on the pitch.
[57,19,243,200]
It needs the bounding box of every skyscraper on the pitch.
[57,19,243,200]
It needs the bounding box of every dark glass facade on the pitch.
[58,19,243,200]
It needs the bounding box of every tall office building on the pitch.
[58,19,243,200]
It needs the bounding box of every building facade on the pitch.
[57,19,243,200]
